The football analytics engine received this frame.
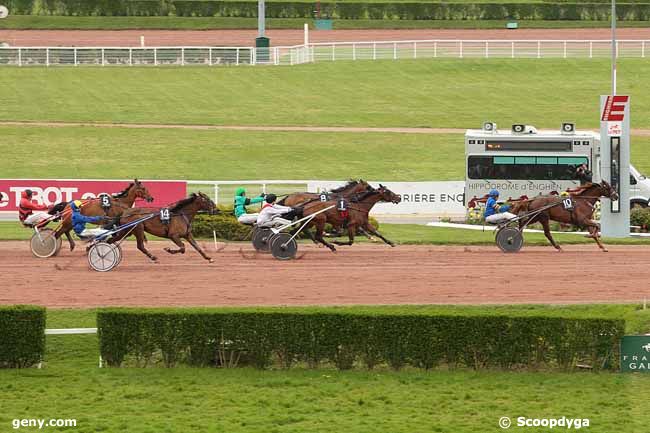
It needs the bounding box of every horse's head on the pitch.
[599,180,619,201]
[377,184,401,204]
[132,179,154,203]
[196,192,218,215]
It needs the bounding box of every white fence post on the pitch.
[373,42,376,60]
[154,48,157,66]
[46,48,49,67]
[459,41,463,58]
[101,48,105,66]
[413,41,417,59]
[643,41,646,58]
[332,44,335,61]
[563,41,567,59]
[214,184,219,207]
[537,41,541,59]
[274,47,279,65]
[393,42,397,60]
[209,48,213,66]
[181,47,185,66]
[74,48,77,66]
[353,42,356,61]
[485,41,489,58]
[18,48,21,67]
[589,41,593,58]
[511,41,515,58]
[129,48,132,66]
[434,41,437,58]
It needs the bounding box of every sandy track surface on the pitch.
[2,28,650,47]
[1,241,648,307]
[2,122,650,137]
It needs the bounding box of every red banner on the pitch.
[0,179,187,212]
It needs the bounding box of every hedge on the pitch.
[97,307,624,371]
[0,305,46,368]
[5,1,650,20]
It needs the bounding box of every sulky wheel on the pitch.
[113,244,123,267]
[30,228,60,258]
[270,233,298,260]
[495,227,524,253]
[252,228,273,253]
[88,242,120,272]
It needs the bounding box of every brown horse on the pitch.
[51,180,154,252]
[299,184,401,251]
[112,192,217,263]
[513,181,618,252]
[279,180,372,207]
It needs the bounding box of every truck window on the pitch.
[467,156,588,180]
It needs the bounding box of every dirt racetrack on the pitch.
[3,28,650,47]
[1,241,648,307]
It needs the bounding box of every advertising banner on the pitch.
[307,181,466,216]
[0,179,187,213]
[620,335,650,372]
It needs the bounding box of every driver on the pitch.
[19,189,50,226]
[256,194,295,228]
[484,189,516,224]
[234,187,265,225]
[70,200,110,238]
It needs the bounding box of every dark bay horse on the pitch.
[300,184,401,251]
[279,180,371,207]
[513,181,618,252]
[113,192,217,263]
[50,180,153,252]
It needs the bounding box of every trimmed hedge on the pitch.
[631,206,650,232]
[97,307,624,371]
[0,305,46,368]
[5,0,650,20]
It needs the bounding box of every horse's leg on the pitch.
[364,223,396,247]
[540,216,562,251]
[357,227,376,241]
[184,234,213,263]
[585,223,608,252]
[333,225,355,246]
[314,219,336,252]
[134,225,157,261]
[63,230,76,252]
[164,235,186,255]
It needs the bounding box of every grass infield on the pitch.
[0,306,648,433]
[2,60,650,129]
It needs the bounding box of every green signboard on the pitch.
[620,335,650,372]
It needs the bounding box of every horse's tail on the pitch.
[49,202,68,215]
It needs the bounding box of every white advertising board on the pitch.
[307,181,466,217]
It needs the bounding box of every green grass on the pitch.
[4,221,650,245]
[2,60,650,129]
[3,15,650,30]
[1,306,649,433]
[1,126,650,181]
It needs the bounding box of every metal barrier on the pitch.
[2,40,647,67]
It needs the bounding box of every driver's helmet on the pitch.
[489,189,499,198]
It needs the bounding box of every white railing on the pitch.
[308,39,650,62]
[2,40,648,67]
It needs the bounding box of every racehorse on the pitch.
[112,192,217,263]
[50,180,154,252]
[511,181,618,252]
[299,184,401,251]
[279,180,372,207]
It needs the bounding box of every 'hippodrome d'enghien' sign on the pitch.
[620,336,650,372]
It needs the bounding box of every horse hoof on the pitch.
[602,249,608,253]
[163,247,171,253]
[208,258,214,263]
[70,245,75,252]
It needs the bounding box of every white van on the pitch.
[630,165,650,208]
